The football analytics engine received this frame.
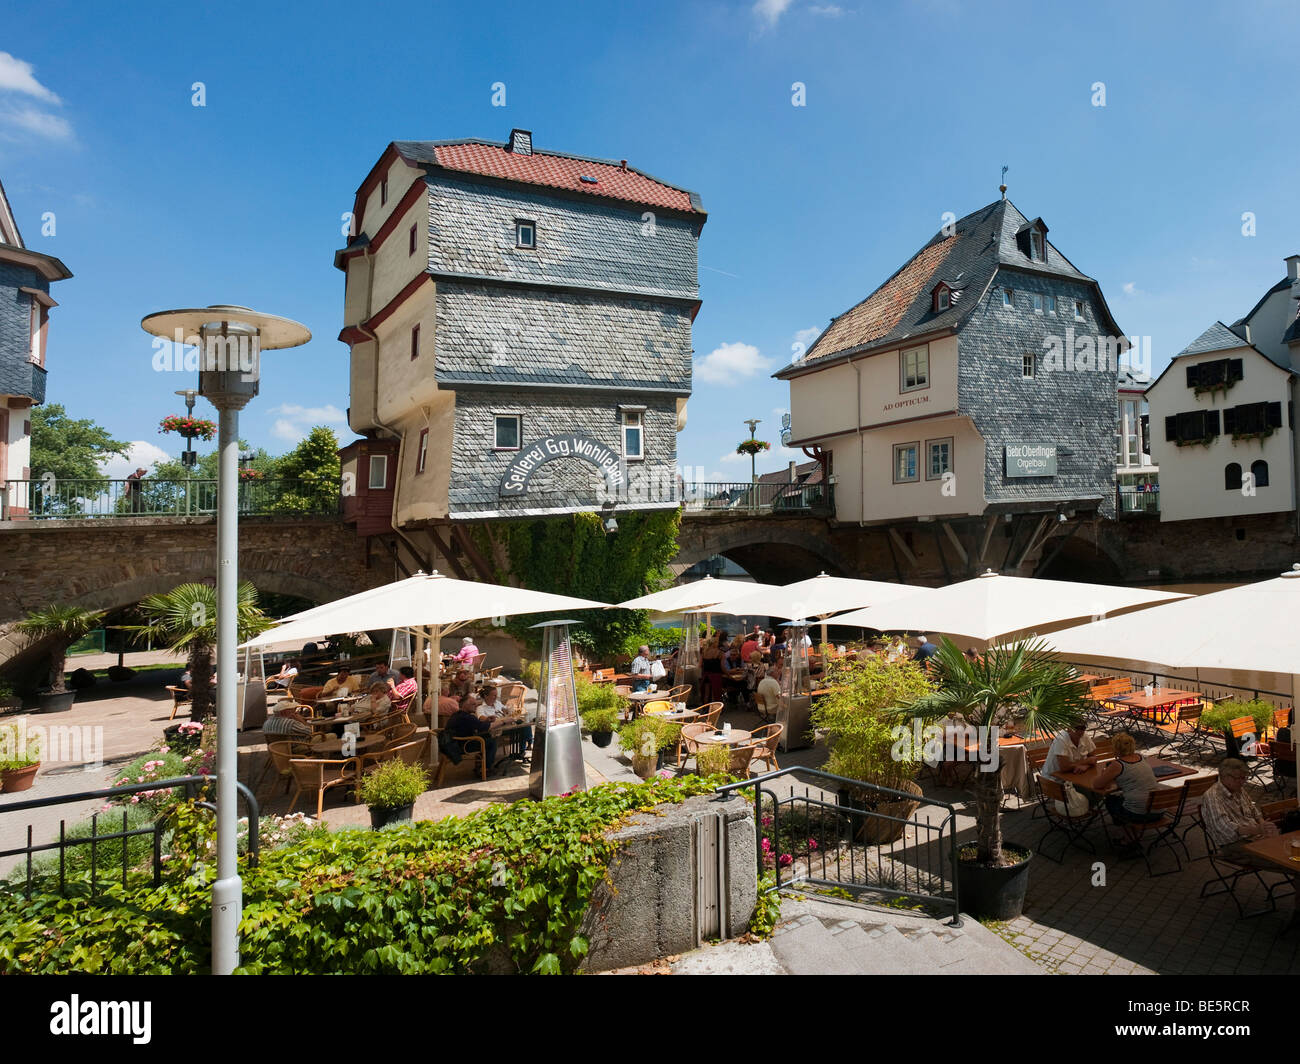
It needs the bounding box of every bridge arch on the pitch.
[675,516,848,585]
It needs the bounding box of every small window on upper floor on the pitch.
[933,284,950,312]
[1002,289,1014,308]
[494,415,521,451]
[380,177,388,206]
[900,345,929,392]
[516,220,536,249]
[1046,295,1057,313]
[1073,300,1085,321]
[622,410,644,460]
[368,455,388,490]
[416,429,429,474]
[1031,293,1043,314]
[409,224,417,256]
[410,324,420,361]
[1023,352,1036,379]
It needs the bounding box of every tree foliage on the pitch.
[29,404,129,486]
[481,509,681,660]
[268,426,341,513]
[16,604,105,693]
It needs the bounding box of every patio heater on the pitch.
[778,620,813,753]
[677,610,702,700]
[528,619,587,799]
[141,305,310,976]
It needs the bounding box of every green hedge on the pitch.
[0,777,719,975]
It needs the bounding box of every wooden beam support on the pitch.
[452,524,496,583]
[888,527,917,568]
[942,521,969,567]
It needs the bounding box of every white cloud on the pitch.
[267,403,348,443]
[794,326,819,347]
[1121,281,1144,297]
[809,4,845,14]
[695,341,774,384]
[753,0,795,27]
[99,441,172,481]
[0,53,61,103]
[0,103,72,141]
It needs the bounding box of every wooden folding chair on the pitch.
[1227,717,1269,785]
[1176,773,1219,857]
[1198,817,1296,918]
[1036,776,1104,862]
[1267,740,1296,796]
[1114,786,1189,877]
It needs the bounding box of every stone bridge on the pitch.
[0,515,388,675]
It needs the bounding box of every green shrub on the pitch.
[749,872,783,938]
[0,776,718,974]
[357,759,429,811]
[9,804,159,886]
[1201,698,1275,737]
[693,742,730,776]
[581,705,620,734]
[110,751,202,812]
[810,655,934,789]
[521,660,541,692]
[617,716,680,758]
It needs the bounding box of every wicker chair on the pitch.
[287,756,360,818]
[434,730,489,785]
[690,702,724,730]
[380,722,418,746]
[500,683,526,714]
[255,739,311,796]
[747,724,782,774]
[727,744,759,778]
[677,723,713,769]
[663,684,692,702]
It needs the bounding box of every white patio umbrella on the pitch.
[614,575,778,613]
[831,569,1189,645]
[1047,565,1300,676]
[241,571,609,650]
[706,572,934,646]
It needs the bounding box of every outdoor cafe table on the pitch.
[1240,830,1300,931]
[311,733,383,757]
[695,728,752,748]
[1051,756,1198,796]
[314,694,363,712]
[1102,688,1203,725]
[307,711,374,732]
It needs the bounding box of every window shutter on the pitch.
[1225,463,1241,490]
[1165,415,1178,441]
[1186,365,1199,388]
[1206,410,1220,436]
[1223,407,1237,434]
[1229,359,1244,383]
[1267,401,1283,429]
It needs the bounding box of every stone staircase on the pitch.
[671,894,1046,975]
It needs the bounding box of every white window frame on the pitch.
[622,410,644,461]
[368,454,388,490]
[899,345,930,393]
[493,414,522,452]
[1002,288,1014,308]
[1031,293,1043,314]
[1046,295,1056,313]
[935,287,950,312]
[1074,299,1085,321]
[893,442,920,484]
[925,437,953,481]
[515,220,536,249]
[1023,352,1036,379]
[1029,230,1044,261]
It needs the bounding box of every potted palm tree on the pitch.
[16,604,105,712]
[122,582,271,723]
[895,637,1092,919]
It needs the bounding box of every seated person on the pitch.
[1092,732,1165,836]
[387,665,419,710]
[453,636,480,665]
[446,694,498,770]
[755,666,782,722]
[739,631,761,664]
[480,684,532,746]
[356,681,391,722]
[445,667,475,700]
[321,667,361,698]
[743,651,767,710]
[1201,758,1279,862]
[180,668,193,691]
[424,690,462,728]
[963,648,981,664]
[1042,720,1098,778]
[263,703,313,741]
[266,658,299,691]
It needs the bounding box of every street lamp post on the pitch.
[744,417,761,513]
[174,389,199,514]
[142,305,310,975]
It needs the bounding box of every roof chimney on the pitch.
[1287,254,1300,283]
[507,129,533,156]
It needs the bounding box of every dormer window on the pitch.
[1029,230,1044,262]
[1016,218,1049,262]
[933,284,951,312]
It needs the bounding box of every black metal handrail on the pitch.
[0,774,259,899]
[1058,660,1292,708]
[717,766,962,926]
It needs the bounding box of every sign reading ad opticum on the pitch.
[1004,442,1058,478]
[499,434,627,497]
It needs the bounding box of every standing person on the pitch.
[701,630,724,703]
[124,467,148,514]
[629,645,653,693]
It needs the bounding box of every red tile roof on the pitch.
[807,236,956,361]
[431,142,699,214]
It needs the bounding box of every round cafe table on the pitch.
[695,728,752,747]
[311,733,382,757]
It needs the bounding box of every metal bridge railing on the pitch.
[682,481,831,515]
[0,478,340,520]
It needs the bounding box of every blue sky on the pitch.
[2,0,1298,481]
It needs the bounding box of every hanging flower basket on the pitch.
[159,415,217,441]
[736,439,771,457]
[238,467,265,481]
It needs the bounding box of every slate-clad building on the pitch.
[776,196,1127,532]
[336,130,704,558]
[0,179,71,517]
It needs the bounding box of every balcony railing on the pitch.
[1117,483,1159,515]
[682,481,831,515]
[0,478,340,520]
